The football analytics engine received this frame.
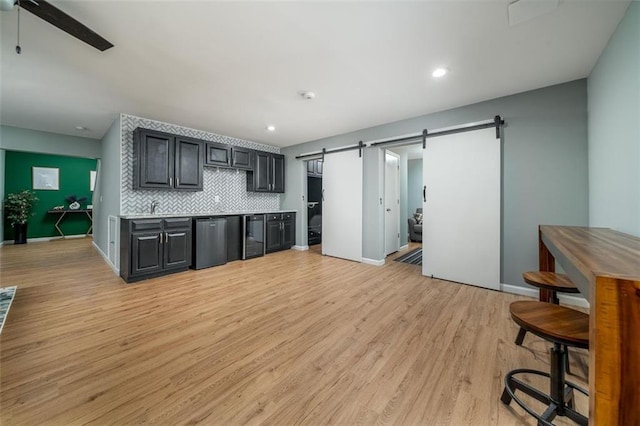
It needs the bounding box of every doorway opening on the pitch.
[306,158,323,255]
[384,144,424,265]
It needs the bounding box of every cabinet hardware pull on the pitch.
[170,177,173,187]
[176,178,180,186]
[159,232,163,244]
[164,232,168,243]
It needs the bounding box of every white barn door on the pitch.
[422,127,500,290]
[322,149,363,262]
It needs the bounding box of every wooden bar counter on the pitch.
[538,226,640,426]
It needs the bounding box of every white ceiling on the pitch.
[0,0,630,147]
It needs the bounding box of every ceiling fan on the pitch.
[0,0,113,52]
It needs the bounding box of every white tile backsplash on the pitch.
[120,114,280,215]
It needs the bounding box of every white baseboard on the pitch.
[500,284,590,308]
[362,257,385,266]
[399,244,409,251]
[3,234,90,244]
[292,245,309,251]
[92,241,119,275]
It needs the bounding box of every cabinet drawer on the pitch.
[130,219,163,232]
[266,214,281,222]
[163,217,192,229]
[282,213,294,221]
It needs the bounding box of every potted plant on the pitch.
[4,190,38,244]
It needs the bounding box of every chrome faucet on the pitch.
[150,200,159,214]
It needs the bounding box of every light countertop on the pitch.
[120,210,297,220]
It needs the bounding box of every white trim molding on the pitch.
[500,283,590,308]
[92,241,119,275]
[292,245,309,251]
[3,234,90,244]
[362,257,385,266]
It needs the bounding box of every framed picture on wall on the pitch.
[32,167,59,190]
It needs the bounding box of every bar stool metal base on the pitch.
[501,368,588,426]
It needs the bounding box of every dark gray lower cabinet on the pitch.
[265,213,295,253]
[120,217,192,282]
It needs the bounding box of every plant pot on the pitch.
[13,223,28,244]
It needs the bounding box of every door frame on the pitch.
[384,150,400,256]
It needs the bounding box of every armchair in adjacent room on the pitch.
[408,208,423,242]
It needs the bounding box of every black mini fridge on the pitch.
[193,218,227,269]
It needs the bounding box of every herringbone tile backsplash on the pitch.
[120,114,280,215]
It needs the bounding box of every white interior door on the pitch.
[322,149,363,262]
[385,151,400,255]
[422,127,500,290]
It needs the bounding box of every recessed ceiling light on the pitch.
[75,126,88,131]
[432,68,448,78]
[266,125,276,132]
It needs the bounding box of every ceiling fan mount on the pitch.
[1,0,113,52]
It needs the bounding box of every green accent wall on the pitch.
[3,151,97,240]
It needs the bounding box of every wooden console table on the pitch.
[46,209,93,237]
[538,225,639,426]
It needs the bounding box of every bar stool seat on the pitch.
[524,272,580,301]
[516,272,580,349]
[501,301,589,426]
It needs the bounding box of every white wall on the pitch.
[588,2,639,236]
[93,117,121,263]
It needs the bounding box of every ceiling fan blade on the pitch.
[18,0,113,51]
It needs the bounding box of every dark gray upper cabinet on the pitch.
[271,154,285,193]
[133,128,203,191]
[175,137,204,190]
[205,143,254,171]
[307,159,323,177]
[134,129,174,189]
[247,151,285,193]
[204,142,231,168]
[231,147,253,170]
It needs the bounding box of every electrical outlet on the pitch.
[214,195,220,203]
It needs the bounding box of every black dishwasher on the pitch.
[193,218,227,269]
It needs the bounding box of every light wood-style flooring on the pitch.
[0,238,588,425]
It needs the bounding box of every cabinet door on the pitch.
[131,231,163,275]
[253,151,271,192]
[164,227,191,270]
[271,154,285,193]
[231,147,253,170]
[134,129,174,189]
[175,137,203,190]
[265,221,283,253]
[282,220,295,248]
[205,142,231,168]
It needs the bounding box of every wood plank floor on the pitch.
[0,239,588,425]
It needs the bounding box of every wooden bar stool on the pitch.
[515,272,581,346]
[501,301,589,426]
